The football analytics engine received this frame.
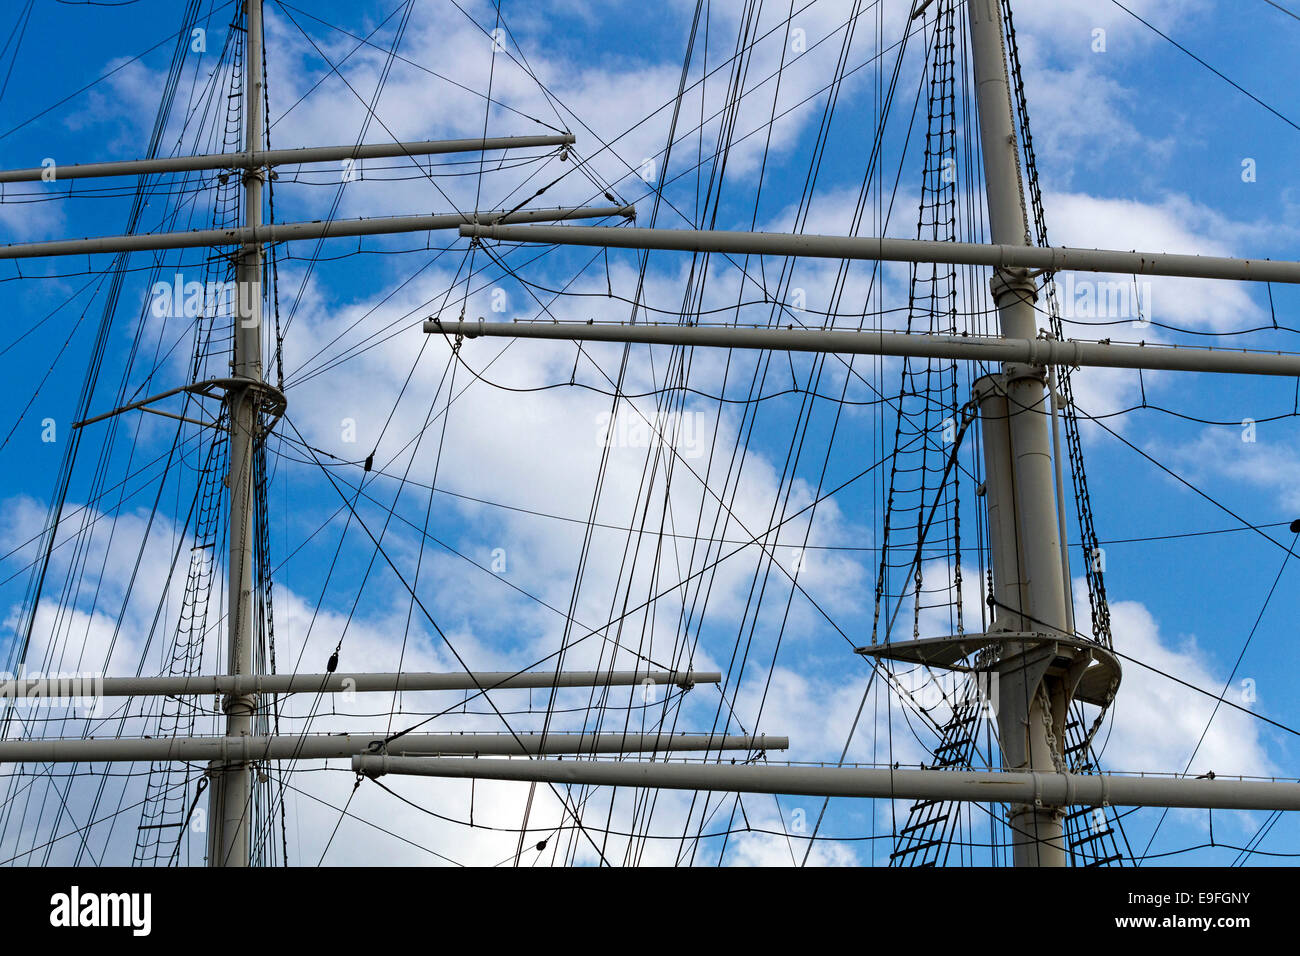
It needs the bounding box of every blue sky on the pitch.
[0,0,1297,866]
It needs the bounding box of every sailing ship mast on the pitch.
[0,0,1297,867]
[211,0,265,869]
[960,0,1073,866]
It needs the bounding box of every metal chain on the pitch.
[1037,683,1065,773]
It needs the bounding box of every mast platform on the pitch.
[855,631,1121,709]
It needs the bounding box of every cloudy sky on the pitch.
[0,0,1297,866]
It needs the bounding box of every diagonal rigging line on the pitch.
[273,0,433,193]
[798,667,877,866]
[268,0,408,131]
[278,15,932,397]
[421,0,930,858]
[280,0,836,172]
[1261,0,1300,22]
[272,0,431,341]
[1112,646,1300,739]
[280,776,463,865]
[513,23,927,308]
[1138,530,1298,863]
[434,0,903,294]
[453,0,880,218]
[422,322,892,659]
[387,347,460,737]
[691,0,925,858]
[274,0,927,377]
[0,771,200,866]
[241,342,458,860]
[448,23,935,416]
[272,443,679,668]
[1,0,208,855]
[275,165,588,387]
[316,775,361,865]
[1076,401,1299,561]
[278,436,737,807]
[282,242,470,388]
[273,0,567,132]
[1110,0,1300,132]
[365,438,902,749]
[460,0,569,135]
[988,590,1300,740]
[0,1,240,140]
[268,2,565,387]
[510,323,893,648]
[281,414,616,865]
[470,0,501,218]
[272,0,569,263]
[0,1,34,109]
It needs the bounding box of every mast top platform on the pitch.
[856,630,1121,709]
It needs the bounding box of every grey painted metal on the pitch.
[353,755,1300,812]
[72,377,285,433]
[0,134,574,183]
[459,222,1300,285]
[0,669,719,698]
[968,0,1069,867]
[855,631,1120,711]
[0,206,634,261]
[426,318,1300,376]
[0,733,785,763]
[211,0,265,870]
[1049,363,1076,634]
[974,377,1028,633]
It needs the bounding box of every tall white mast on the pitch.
[966,0,1069,867]
[210,0,266,868]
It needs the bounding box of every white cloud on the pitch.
[1164,425,1300,513]
[1099,597,1275,779]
